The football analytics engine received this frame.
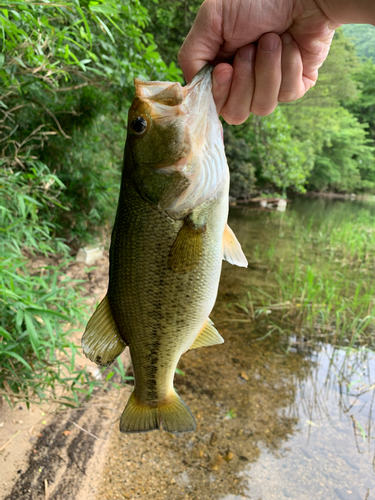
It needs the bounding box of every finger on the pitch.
[212,63,233,115]
[279,33,305,102]
[251,33,282,116]
[178,0,224,83]
[288,25,336,89]
[220,44,256,125]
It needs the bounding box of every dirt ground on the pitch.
[0,252,125,500]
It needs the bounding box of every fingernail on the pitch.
[281,33,293,45]
[238,44,255,62]
[260,34,280,52]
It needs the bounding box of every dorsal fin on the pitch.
[223,224,248,268]
[81,295,126,366]
[189,319,224,350]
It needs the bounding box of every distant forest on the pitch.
[343,24,375,61]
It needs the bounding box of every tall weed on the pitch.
[0,163,90,406]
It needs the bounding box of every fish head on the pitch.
[127,81,190,169]
[126,66,227,214]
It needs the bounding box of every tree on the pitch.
[307,108,374,192]
[345,60,375,143]
[342,24,375,62]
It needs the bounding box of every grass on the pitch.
[230,202,375,348]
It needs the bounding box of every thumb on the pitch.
[178,0,224,82]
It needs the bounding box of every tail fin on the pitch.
[119,392,196,434]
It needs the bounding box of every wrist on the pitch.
[316,0,375,25]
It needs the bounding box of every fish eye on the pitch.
[130,116,147,135]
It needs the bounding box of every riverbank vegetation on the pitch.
[230,202,375,350]
[1,0,375,404]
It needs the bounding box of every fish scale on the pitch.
[109,176,226,406]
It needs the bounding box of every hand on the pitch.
[178,0,340,123]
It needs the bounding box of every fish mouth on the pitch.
[183,65,213,103]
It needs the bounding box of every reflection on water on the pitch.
[99,199,375,500]
[228,345,375,500]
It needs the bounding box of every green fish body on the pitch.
[82,67,247,433]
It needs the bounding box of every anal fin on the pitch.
[189,318,224,350]
[223,223,248,267]
[168,218,205,274]
[81,295,126,366]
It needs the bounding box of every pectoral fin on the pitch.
[189,318,224,350]
[168,218,205,273]
[223,224,248,268]
[82,295,126,366]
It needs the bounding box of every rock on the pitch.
[76,246,104,265]
[211,454,224,470]
[210,432,218,446]
[224,451,234,462]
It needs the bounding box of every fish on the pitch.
[81,65,248,434]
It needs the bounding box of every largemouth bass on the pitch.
[82,66,247,434]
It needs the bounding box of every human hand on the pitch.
[178,0,340,123]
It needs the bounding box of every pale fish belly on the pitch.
[108,177,228,405]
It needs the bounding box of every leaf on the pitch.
[25,307,68,321]
[24,313,41,358]
[4,352,32,371]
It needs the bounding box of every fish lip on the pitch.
[181,65,214,145]
[183,65,213,103]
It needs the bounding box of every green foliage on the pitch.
[282,29,375,193]
[225,107,313,196]
[307,108,374,192]
[250,108,314,193]
[0,163,89,405]
[302,29,359,108]
[224,125,256,200]
[142,0,201,69]
[342,24,375,62]
[41,109,124,245]
[345,60,375,143]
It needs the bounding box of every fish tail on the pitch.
[119,392,196,434]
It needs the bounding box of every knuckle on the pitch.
[221,109,249,125]
[278,90,297,103]
[251,102,277,117]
